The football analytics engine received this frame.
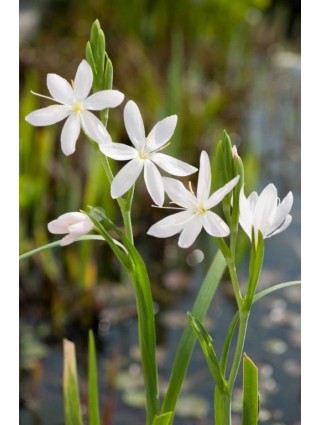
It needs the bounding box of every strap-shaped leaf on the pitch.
[152,412,173,425]
[242,354,259,425]
[87,207,160,424]
[160,250,226,423]
[88,330,100,425]
[188,314,227,392]
[63,339,84,425]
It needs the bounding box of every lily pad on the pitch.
[176,394,210,418]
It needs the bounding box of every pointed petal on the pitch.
[147,115,177,150]
[147,210,193,238]
[268,191,293,235]
[73,60,93,100]
[239,186,254,239]
[152,153,197,176]
[84,90,124,110]
[100,143,137,160]
[48,212,87,234]
[163,177,197,209]
[202,211,230,237]
[206,175,240,209]
[111,158,144,198]
[80,110,111,144]
[178,215,203,248]
[253,184,278,236]
[124,100,145,149]
[266,214,292,238]
[68,218,93,233]
[61,114,81,156]
[47,73,74,105]
[144,161,164,206]
[60,233,81,246]
[197,151,211,202]
[25,105,70,126]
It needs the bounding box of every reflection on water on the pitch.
[20,31,300,425]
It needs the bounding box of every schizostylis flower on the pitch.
[147,151,240,248]
[25,60,124,155]
[239,184,293,242]
[48,212,93,246]
[99,100,197,206]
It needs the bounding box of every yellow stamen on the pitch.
[188,181,195,195]
[158,142,171,151]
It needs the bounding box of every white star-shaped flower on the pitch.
[25,60,124,155]
[48,212,93,246]
[147,151,240,248]
[99,100,197,206]
[239,184,293,241]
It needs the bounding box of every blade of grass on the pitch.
[63,339,84,425]
[161,250,226,422]
[88,330,101,425]
[242,354,259,425]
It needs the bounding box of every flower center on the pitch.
[72,102,84,113]
[197,203,207,215]
[138,149,150,160]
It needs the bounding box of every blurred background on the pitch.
[19,1,300,424]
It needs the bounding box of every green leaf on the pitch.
[160,250,226,423]
[104,57,113,90]
[220,280,300,376]
[245,230,264,308]
[87,207,160,424]
[188,314,227,392]
[242,354,259,425]
[88,330,100,425]
[152,412,173,425]
[63,339,83,425]
[87,208,131,271]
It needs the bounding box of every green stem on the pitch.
[214,388,231,425]
[217,239,242,309]
[19,235,105,260]
[228,311,249,392]
[93,142,134,244]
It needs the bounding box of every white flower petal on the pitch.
[100,143,137,160]
[147,210,193,238]
[60,233,81,246]
[178,215,203,248]
[147,115,177,150]
[80,110,111,144]
[197,151,211,202]
[253,184,278,236]
[48,212,91,234]
[68,219,93,233]
[202,211,230,237]
[144,161,164,206]
[47,73,74,105]
[111,158,144,198]
[124,100,145,149]
[239,186,254,239]
[25,105,70,126]
[151,153,197,176]
[61,114,81,156]
[266,214,292,238]
[163,177,197,209]
[248,191,258,211]
[206,175,240,209]
[268,191,293,235]
[84,90,124,110]
[73,60,93,100]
